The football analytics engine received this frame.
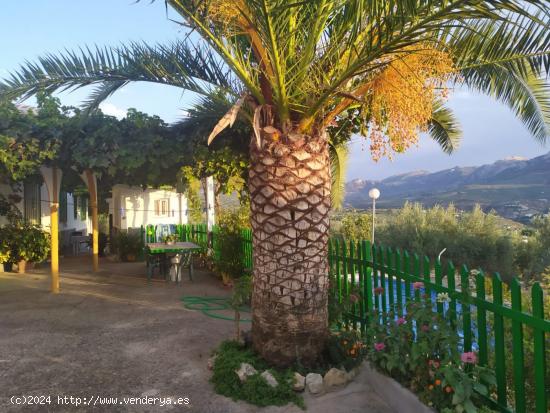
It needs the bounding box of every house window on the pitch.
[59,191,67,223]
[23,181,41,225]
[154,199,170,217]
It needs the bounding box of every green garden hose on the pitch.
[181,296,251,322]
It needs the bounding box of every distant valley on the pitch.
[345,152,550,223]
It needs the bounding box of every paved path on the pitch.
[0,260,394,413]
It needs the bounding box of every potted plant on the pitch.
[4,223,50,273]
[162,234,178,245]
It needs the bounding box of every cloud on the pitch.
[99,102,127,119]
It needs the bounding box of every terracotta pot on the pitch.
[17,260,27,274]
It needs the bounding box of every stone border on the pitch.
[362,362,434,413]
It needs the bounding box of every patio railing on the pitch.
[329,239,549,413]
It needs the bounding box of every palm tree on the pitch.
[1,0,549,367]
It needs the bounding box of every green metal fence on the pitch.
[329,238,549,413]
[140,224,253,270]
[141,223,209,246]
[138,224,548,412]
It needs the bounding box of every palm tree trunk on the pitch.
[249,126,331,367]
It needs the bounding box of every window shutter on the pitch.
[59,191,67,223]
[24,181,41,225]
[73,195,78,220]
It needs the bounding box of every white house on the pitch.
[0,180,91,247]
[108,184,189,230]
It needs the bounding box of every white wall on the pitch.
[111,184,188,230]
[0,184,89,235]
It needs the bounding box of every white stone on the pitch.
[260,370,278,388]
[324,368,348,389]
[306,372,324,394]
[292,372,305,391]
[235,363,258,382]
[207,355,217,371]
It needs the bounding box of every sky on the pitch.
[1,1,548,181]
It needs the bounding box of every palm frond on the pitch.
[0,41,238,107]
[459,64,549,143]
[428,100,462,154]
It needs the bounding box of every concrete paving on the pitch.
[0,258,394,413]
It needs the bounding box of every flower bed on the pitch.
[364,291,498,413]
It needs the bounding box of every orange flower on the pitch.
[434,379,441,386]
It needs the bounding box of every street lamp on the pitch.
[368,188,380,245]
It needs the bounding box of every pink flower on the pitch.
[413,282,424,290]
[349,293,359,303]
[461,352,477,364]
[421,324,430,332]
[396,317,406,326]
[374,342,386,351]
[374,287,385,295]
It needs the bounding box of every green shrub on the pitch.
[211,341,304,409]
[1,223,50,263]
[214,208,250,280]
[110,231,143,261]
[335,203,521,279]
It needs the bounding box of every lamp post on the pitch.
[368,188,380,246]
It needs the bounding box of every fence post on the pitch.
[413,254,421,302]
[510,277,526,413]
[460,265,472,353]
[475,270,488,366]
[532,283,547,413]
[387,247,395,310]
[357,240,365,332]
[362,240,373,320]
[335,239,341,307]
[403,250,410,304]
[435,258,444,315]
[372,244,379,311]
[395,249,403,316]
[379,246,387,311]
[447,261,457,325]
[492,273,507,408]
[423,256,431,306]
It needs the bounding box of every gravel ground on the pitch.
[0,258,394,413]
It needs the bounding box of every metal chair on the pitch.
[170,251,194,284]
[146,251,168,282]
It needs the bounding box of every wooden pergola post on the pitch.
[81,169,99,272]
[40,166,62,293]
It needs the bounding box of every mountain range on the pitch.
[345,151,550,223]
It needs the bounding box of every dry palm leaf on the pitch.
[207,94,246,145]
